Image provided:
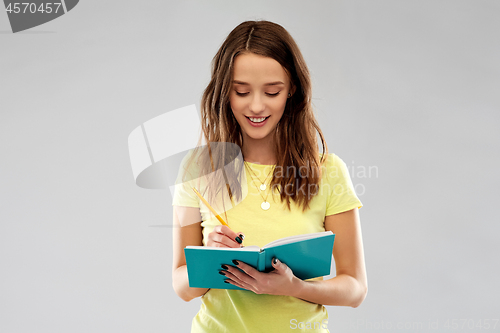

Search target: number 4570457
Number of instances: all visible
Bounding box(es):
[5,2,62,14]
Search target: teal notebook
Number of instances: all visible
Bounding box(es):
[184,231,335,290]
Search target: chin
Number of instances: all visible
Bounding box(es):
[243,130,273,141]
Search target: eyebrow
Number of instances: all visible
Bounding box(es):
[232,80,285,86]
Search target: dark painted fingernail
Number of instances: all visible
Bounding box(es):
[235,236,242,244]
[224,279,230,283]
[219,270,226,276]
[221,264,228,270]
[232,260,239,265]
[273,258,278,264]
[239,234,245,240]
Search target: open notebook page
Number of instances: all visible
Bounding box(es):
[262,231,333,249]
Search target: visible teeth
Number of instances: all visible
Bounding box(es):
[249,117,267,123]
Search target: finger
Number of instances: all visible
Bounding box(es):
[230,260,260,279]
[213,226,245,247]
[223,264,249,282]
[207,238,234,248]
[207,228,242,248]
[271,257,288,273]
[223,270,256,292]
[224,277,252,291]
[208,232,241,248]
[223,264,258,287]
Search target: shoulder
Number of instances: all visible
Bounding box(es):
[320,152,348,171]
[176,148,202,182]
[319,153,351,182]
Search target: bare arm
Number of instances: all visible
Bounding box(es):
[172,206,209,302]
[291,208,367,307]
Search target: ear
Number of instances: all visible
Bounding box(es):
[289,85,296,97]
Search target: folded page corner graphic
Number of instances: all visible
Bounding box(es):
[128,104,200,189]
[65,0,79,12]
[4,0,80,33]
[128,104,250,223]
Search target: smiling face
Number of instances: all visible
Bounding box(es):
[229,52,295,146]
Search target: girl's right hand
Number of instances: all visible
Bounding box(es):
[206,225,245,248]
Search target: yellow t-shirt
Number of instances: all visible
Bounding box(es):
[173,153,362,333]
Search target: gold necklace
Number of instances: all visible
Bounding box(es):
[244,162,275,211]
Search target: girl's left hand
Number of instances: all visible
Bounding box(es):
[221,258,300,296]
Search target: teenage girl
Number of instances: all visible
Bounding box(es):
[172,20,367,333]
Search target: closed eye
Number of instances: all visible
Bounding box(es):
[234,92,281,97]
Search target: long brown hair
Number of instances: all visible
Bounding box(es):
[195,20,327,212]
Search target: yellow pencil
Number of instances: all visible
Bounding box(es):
[192,187,230,228]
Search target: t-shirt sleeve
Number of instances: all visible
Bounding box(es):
[171,154,200,208]
[324,153,363,216]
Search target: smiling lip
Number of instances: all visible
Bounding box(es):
[245,116,270,127]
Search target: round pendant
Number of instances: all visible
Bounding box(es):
[261,201,270,210]
[259,184,266,191]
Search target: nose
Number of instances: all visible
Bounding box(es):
[249,93,265,114]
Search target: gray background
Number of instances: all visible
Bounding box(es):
[1,0,499,332]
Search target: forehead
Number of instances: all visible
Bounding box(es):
[232,53,288,84]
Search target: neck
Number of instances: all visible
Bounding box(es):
[241,135,276,165]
